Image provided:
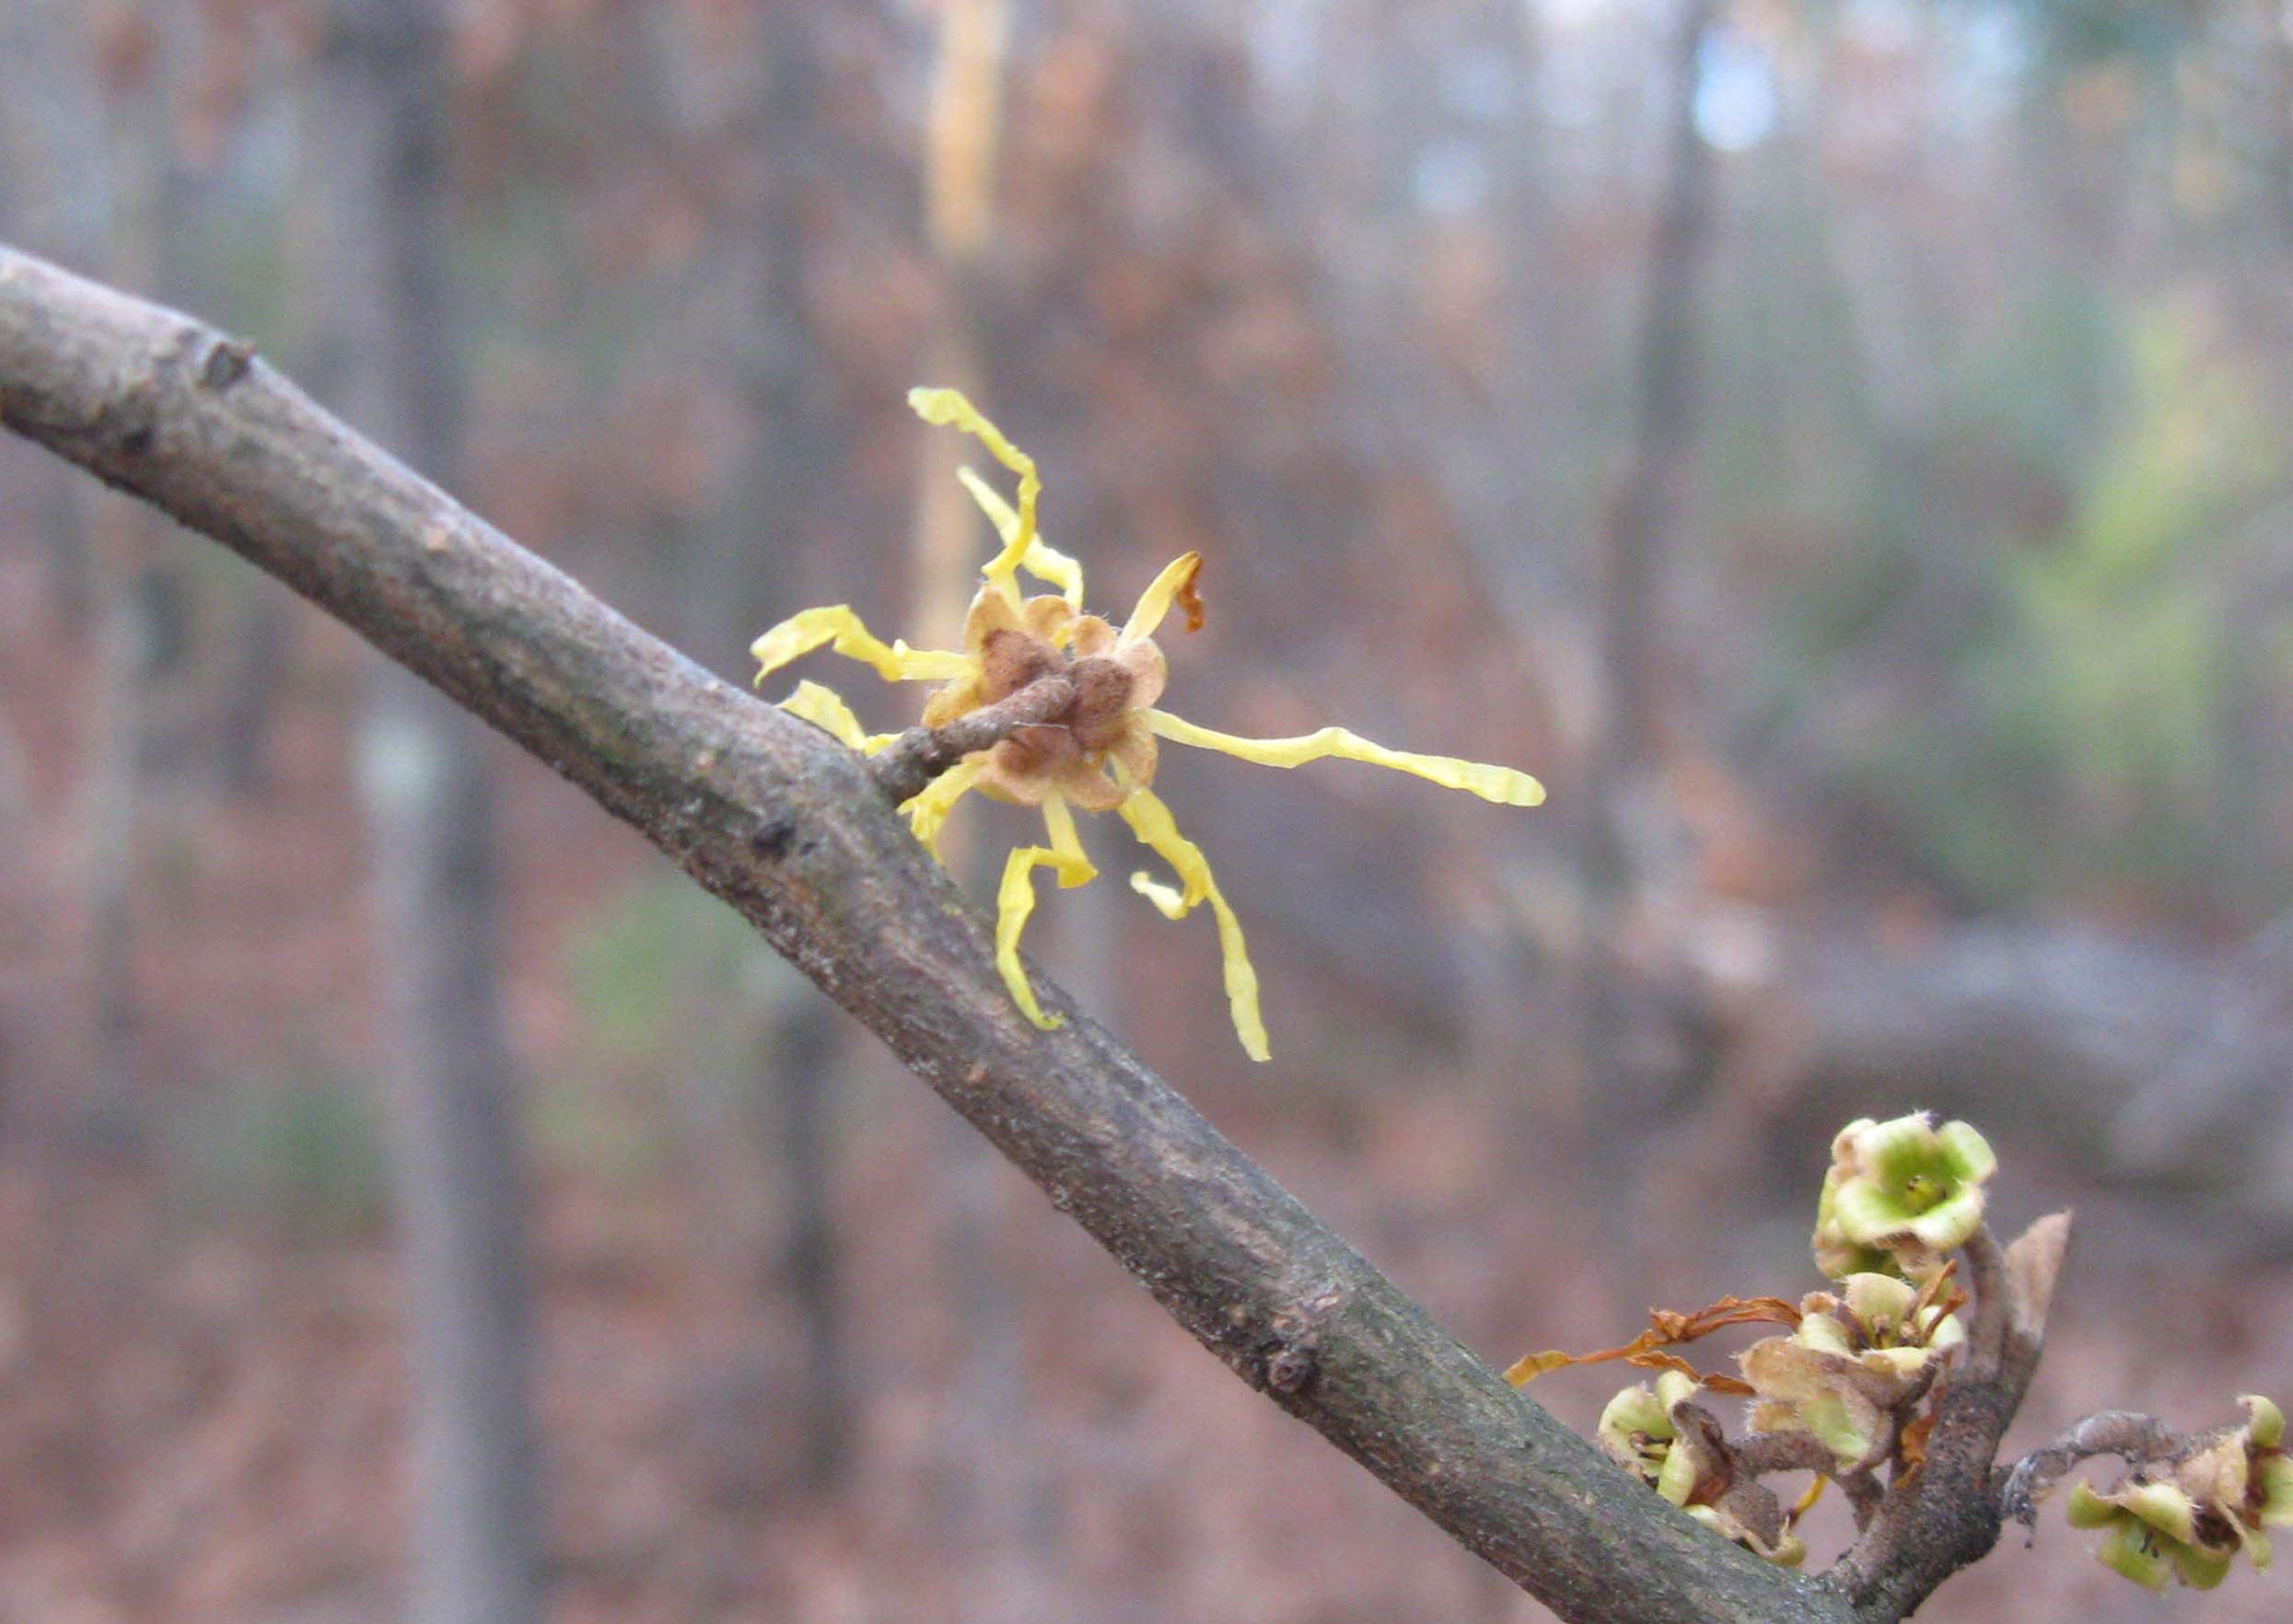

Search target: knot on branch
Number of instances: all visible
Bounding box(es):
[1254,1287,1345,1399]
[1265,1340,1319,1396]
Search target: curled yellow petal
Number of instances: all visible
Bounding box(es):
[1038,793,1097,888]
[751,604,972,685]
[777,679,870,749]
[993,797,1095,1032]
[1114,784,1268,1062]
[909,388,1040,605]
[1131,872,1187,920]
[957,467,1085,608]
[1121,551,1204,644]
[1144,709,1545,807]
[902,757,985,863]
[995,847,1064,1030]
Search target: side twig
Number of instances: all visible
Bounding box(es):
[867,674,1072,805]
[1997,1411,2184,1540]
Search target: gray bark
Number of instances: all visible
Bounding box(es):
[77,6,174,1145]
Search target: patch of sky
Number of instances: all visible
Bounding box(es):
[1694,23,1779,152]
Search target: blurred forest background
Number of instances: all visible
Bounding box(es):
[1,0,2290,1620]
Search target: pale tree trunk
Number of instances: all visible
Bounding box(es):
[77,2,176,1145]
[911,5,1063,1610]
[303,4,543,1621]
[0,0,108,631]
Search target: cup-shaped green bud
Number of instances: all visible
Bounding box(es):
[1811,1169,1899,1279]
[1815,1113,1996,1277]
[2235,1395,2293,1538]
[1739,1280,1961,1472]
[1596,1370,1701,1488]
[2066,1400,2293,1592]
[1597,1383,1676,1479]
[1837,1271,1966,1369]
[1593,1375,1800,1565]
[2260,1454,2293,1530]
[1740,1338,1892,1470]
[2068,1479,2229,1590]
[2242,1394,2286,1454]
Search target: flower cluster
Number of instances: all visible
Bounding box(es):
[2067,1397,2293,1591]
[753,388,1544,1059]
[1562,1112,1990,1566]
[1543,1113,2284,1602]
[1596,1372,1807,1565]
[1739,1273,1963,1472]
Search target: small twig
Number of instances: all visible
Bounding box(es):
[1735,1432,1840,1479]
[1961,1224,2008,1375]
[1838,1469,1885,1532]
[866,674,1073,806]
[1996,1411,2184,1540]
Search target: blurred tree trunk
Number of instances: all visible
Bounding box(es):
[76,3,176,1145]
[648,0,857,1491]
[717,0,832,660]
[214,586,290,795]
[913,3,1062,1609]
[750,985,848,1488]
[1574,0,1719,1293]
[305,4,544,1622]
[742,5,854,1494]
[0,0,109,630]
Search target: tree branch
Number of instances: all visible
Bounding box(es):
[0,242,1845,1624]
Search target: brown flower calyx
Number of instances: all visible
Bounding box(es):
[925,588,1167,812]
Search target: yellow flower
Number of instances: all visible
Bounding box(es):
[752,387,1545,1060]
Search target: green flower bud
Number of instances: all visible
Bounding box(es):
[1813,1114,1996,1278]
[2067,1395,2293,1590]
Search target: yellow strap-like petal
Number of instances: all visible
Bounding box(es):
[1121,551,1203,644]
[751,604,972,685]
[1038,793,1098,889]
[902,756,986,864]
[1114,784,1268,1062]
[909,388,1040,606]
[1143,709,1545,807]
[777,679,870,749]
[993,797,1096,1032]
[995,846,1064,1030]
[957,467,1085,608]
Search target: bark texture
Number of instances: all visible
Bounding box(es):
[2,240,1868,1624]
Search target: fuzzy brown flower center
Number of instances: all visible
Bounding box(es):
[972,627,1144,795]
[980,627,1062,702]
